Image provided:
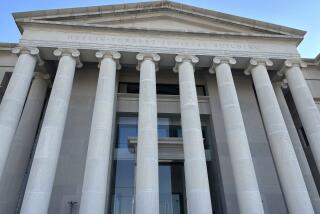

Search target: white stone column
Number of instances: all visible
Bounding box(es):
[210,57,264,214]
[0,46,42,181]
[274,83,320,213]
[135,53,160,214]
[79,51,121,214]
[20,49,82,214]
[280,59,320,172]
[246,58,314,214]
[174,55,212,214]
[0,72,49,213]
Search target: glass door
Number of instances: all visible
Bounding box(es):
[159,162,187,214]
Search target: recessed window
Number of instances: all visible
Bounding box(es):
[110,116,211,214]
[0,72,12,103]
[298,127,310,147]
[118,82,206,96]
[115,116,209,148]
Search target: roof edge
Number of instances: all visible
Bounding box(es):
[12,0,306,37]
[0,43,18,52]
[303,53,320,65]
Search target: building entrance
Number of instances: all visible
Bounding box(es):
[159,162,187,214]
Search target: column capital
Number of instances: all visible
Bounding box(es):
[244,58,273,75]
[53,48,83,68]
[281,79,289,89]
[12,46,44,66]
[33,72,52,88]
[173,55,199,73]
[33,72,51,80]
[96,50,121,70]
[136,53,160,71]
[277,58,307,76]
[209,56,236,74]
[272,79,289,89]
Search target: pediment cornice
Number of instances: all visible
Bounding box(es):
[13,0,305,43]
[18,20,303,42]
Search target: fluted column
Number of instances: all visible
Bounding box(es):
[0,72,49,213]
[174,55,212,214]
[279,59,320,172]
[210,57,264,214]
[0,46,42,181]
[20,49,82,214]
[135,53,160,214]
[79,51,121,214]
[246,58,314,213]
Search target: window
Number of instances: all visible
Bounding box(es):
[298,127,310,147]
[0,72,12,103]
[159,162,187,214]
[116,117,138,148]
[110,116,217,214]
[118,82,206,96]
[157,84,180,95]
[115,116,208,148]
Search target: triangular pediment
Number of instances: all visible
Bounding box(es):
[86,15,241,34]
[60,11,279,35]
[13,1,305,39]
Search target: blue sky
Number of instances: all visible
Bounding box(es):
[1,0,319,58]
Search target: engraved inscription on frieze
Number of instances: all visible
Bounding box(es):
[66,33,261,51]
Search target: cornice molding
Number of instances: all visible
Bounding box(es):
[13,1,305,39]
[17,20,303,41]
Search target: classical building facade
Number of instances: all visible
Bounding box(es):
[0,1,320,213]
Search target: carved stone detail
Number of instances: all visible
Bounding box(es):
[244,58,273,75]
[12,46,44,66]
[277,58,307,76]
[209,56,236,74]
[33,72,51,80]
[53,48,83,68]
[136,53,160,71]
[173,55,199,73]
[95,50,121,70]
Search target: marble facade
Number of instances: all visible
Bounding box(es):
[0,1,320,213]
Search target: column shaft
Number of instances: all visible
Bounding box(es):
[79,52,119,214]
[251,63,313,213]
[20,51,78,214]
[214,61,264,214]
[285,66,320,171]
[274,84,320,213]
[176,56,212,214]
[0,49,38,180]
[0,73,49,213]
[135,55,159,214]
